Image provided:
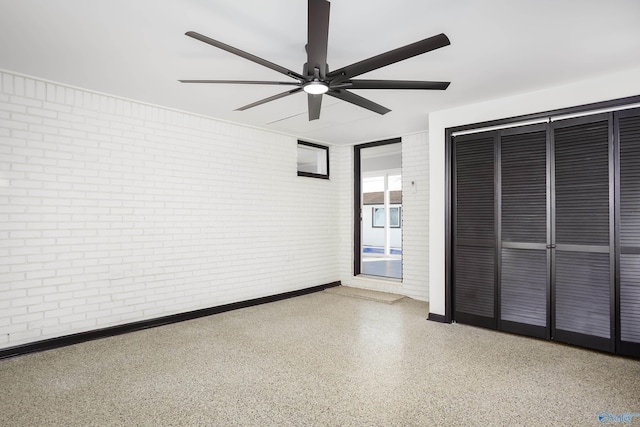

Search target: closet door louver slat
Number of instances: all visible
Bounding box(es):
[499,129,548,337]
[553,118,613,352]
[618,111,640,356]
[454,134,496,328]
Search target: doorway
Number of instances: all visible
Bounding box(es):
[354,139,402,279]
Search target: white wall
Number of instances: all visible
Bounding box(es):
[338,133,430,301]
[335,145,355,285]
[400,132,430,300]
[428,65,640,316]
[0,70,339,349]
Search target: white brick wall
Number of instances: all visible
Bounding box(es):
[337,134,430,301]
[335,145,355,282]
[0,71,339,349]
[400,133,429,300]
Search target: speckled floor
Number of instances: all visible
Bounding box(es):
[1,290,639,426]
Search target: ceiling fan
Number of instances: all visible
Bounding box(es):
[180,0,451,121]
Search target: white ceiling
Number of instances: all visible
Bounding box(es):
[1,0,639,145]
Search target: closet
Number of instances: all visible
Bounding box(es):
[451,107,640,358]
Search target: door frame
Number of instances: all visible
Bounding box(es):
[353,138,401,276]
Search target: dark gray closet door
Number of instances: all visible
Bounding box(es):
[552,115,614,352]
[617,108,640,358]
[453,133,496,328]
[499,126,548,338]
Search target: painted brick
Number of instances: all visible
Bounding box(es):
[8,329,42,343]
[0,102,27,113]
[1,69,340,349]
[27,317,59,329]
[40,324,71,336]
[13,312,44,324]
[0,118,28,131]
[9,96,42,108]
[11,295,44,307]
[58,313,87,325]
[43,307,74,319]
[11,113,43,125]
[0,289,28,301]
[35,81,46,100]
[25,79,36,99]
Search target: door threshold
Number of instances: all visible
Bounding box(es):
[355,274,402,284]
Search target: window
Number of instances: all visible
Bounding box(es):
[297,141,329,179]
[372,207,401,228]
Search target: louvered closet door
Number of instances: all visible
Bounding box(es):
[552,115,614,352]
[617,108,640,358]
[453,133,496,329]
[499,125,549,338]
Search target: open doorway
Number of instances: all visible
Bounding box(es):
[354,139,402,279]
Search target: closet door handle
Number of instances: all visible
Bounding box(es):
[546,244,556,249]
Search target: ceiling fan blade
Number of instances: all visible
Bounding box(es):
[186,31,305,81]
[307,0,330,79]
[326,90,391,115]
[308,93,323,121]
[235,87,303,111]
[327,33,450,82]
[339,79,450,90]
[179,80,300,86]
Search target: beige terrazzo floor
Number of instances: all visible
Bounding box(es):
[0,289,639,426]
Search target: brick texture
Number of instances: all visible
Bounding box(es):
[0,71,339,348]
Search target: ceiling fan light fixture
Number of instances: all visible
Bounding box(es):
[303,81,329,95]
